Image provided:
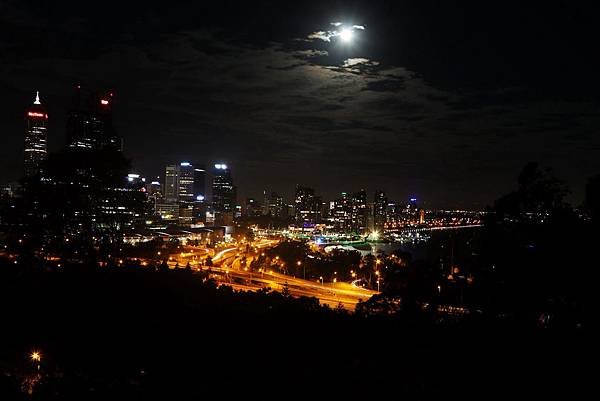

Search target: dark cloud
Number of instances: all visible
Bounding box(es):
[1,0,600,207]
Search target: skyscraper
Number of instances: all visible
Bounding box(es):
[177,162,195,203]
[331,192,351,231]
[66,86,121,151]
[164,165,179,203]
[24,91,48,177]
[350,189,367,233]
[268,192,284,218]
[177,162,196,224]
[193,166,206,202]
[374,190,387,232]
[212,163,235,225]
[294,185,320,226]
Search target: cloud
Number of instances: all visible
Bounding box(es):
[307,31,332,42]
[306,22,366,43]
[343,58,375,67]
[2,2,599,206]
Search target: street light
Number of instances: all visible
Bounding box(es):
[30,351,41,362]
[30,351,41,370]
[319,276,323,285]
[297,260,305,280]
[377,279,380,292]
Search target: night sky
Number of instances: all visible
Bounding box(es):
[2,0,600,208]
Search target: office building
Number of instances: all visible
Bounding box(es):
[268,192,285,218]
[66,86,121,151]
[374,190,387,232]
[212,163,235,225]
[164,165,179,203]
[350,189,367,233]
[294,185,321,226]
[24,91,48,177]
[178,162,195,203]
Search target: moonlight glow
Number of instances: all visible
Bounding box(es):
[338,28,353,42]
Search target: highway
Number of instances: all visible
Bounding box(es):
[162,238,377,310]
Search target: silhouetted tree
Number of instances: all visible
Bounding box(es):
[15,148,147,261]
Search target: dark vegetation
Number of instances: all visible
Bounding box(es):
[0,258,591,399]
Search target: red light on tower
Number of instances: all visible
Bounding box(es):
[27,111,47,119]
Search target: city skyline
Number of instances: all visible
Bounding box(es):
[2,2,600,208]
[0,3,594,397]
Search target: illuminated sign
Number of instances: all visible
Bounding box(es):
[214,163,228,170]
[27,112,47,118]
[100,99,109,105]
[180,162,191,167]
[196,195,205,201]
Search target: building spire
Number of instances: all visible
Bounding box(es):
[34,91,41,105]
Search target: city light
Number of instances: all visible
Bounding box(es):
[27,111,47,118]
[30,351,41,362]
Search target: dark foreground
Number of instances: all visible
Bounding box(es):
[0,261,591,400]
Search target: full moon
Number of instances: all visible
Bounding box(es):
[338,28,353,43]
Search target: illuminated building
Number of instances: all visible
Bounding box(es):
[212,163,235,225]
[146,180,161,198]
[178,162,195,203]
[160,163,207,225]
[245,198,262,217]
[155,202,179,221]
[386,201,399,227]
[164,165,179,203]
[374,190,387,232]
[193,166,206,202]
[329,192,351,231]
[24,91,48,177]
[66,86,122,151]
[350,189,367,233]
[294,185,321,227]
[262,190,269,216]
[192,166,207,223]
[268,192,284,218]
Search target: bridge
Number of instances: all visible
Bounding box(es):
[386,224,483,234]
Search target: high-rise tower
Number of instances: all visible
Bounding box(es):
[24,91,48,177]
[212,163,235,225]
[66,86,122,151]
